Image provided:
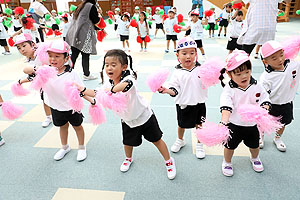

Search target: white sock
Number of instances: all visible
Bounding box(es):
[62,144,69,150]
[78,145,85,150]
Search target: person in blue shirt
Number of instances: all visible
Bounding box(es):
[192,0,204,18]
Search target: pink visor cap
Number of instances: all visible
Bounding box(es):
[261,40,283,59]
[47,41,70,54]
[176,36,197,51]
[226,50,250,71]
[14,34,33,46]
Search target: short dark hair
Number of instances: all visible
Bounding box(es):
[237,10,243,16]
[62,16,68,22]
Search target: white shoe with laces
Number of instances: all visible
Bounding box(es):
[195,143,205,159]
[83,74,98,81]
[3,51,11,55]
[42,116,52,128]
[166,157,176,180]
[77,149,87,161]
[54,146,71,161]
[170,138,186,153]
[120,158,133,172]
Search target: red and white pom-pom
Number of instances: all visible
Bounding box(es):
[97,30,107,42]
[25,17,35,29]
[11,83,30,96]
[198,58,226,88]
[282,36,300,60]
[173,24,182,33]
[162,14,169,20]
[130,19,138,27]
[196,121,231,146]
[144,35,151,43]
[8,37,15,47]
[237,104,283,136]
[177,14,183,23]
[34,42,51,65]
[64,82,84,112]
[204,10,213,17]
[54,30,62,36]
[97,17,106,29]
[136,36,143,43]
[89,104,106,125]
[96,90,127,113]
[1,102,24,120]
[108,11,115,19]
[14,7,25,15]
[31,65,57,90]
[46,29,53,36]
[232,3,243,10]
[147,68,170,92]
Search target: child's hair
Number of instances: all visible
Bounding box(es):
[100,49,137,84]
[226,3,232,8]
[62,16,68,22]
[121,14,129,20]
[237,10,243,16]
[21,16,33,26]
[219,60,252,87]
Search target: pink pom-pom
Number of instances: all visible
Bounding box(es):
[196,121,231,146]
[282,36,300,60]
[198,58,226,88]
[31,65,57,90]
[11,83,30,96]
[177,14,183,23]
[1,102,24,120]
[237,104,283,136]
[89,104,106,125]
[96,90,127,113]
[64,82,84,112]
[35,42,51,65]
[147,68,170,92]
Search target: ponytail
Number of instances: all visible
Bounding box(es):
[219,68,226,87]
[127,54,137,80]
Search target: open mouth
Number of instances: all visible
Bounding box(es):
[107,72,114,76]
[241,80,248,84]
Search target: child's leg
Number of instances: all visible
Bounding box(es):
[43,103,51,116]
[155,29,158,36]
[249,147,259,159]
[162,29,165,34]
[209,30,211,36]
[224,27,227,35]
[228,50,233,54]
[140,42,143,49]
[59,123,69,145]
[73,125,85,146]
[178,126,185,139]
[256,45,261,54]
[126,40,130,49]
[152,139,170,161]
[199,47,205,55]
[219,26,223,35]
[224,148,234,163]
[173,40,176,50]
[122,41,125,49]
[275,126,285,138]
[4,46,10,52]
[166,40,170,50]
[124,145,133,158]
[144,41,147,49]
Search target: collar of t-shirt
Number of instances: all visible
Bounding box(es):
[175,61,201,70]
[229,76,257,89]
[265,59,290,73]
[57,65,72,76]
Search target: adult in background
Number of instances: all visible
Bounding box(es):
[233,0,291,55]
[192,0,204,19]
[66,0,102,80]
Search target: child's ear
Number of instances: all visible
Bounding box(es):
[122,64,128,71]
[262,59,268,67]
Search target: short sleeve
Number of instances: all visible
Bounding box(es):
[73,72,84,87]
[121,75,136,93]
[257,83,271,107]
[259,73,272,94]
[167,71,180,97]
[40,5,49,15]
[220,85,234,112]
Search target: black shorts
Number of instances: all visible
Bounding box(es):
[225,123,260,150]
[0,39,7,47]
[208,23,215,30]
[140,37,145,41]
[51,108,84,127]
[14,26,22,32]
[120,35,129,41]
[52,24,59,31]
[114,24,118,31]
[156,23,164,29]
[195,39,203,48]
[269,102,293,125]
[166,35,177,41]
[176,103,206,129]
[122,114,163,147]
[219,19,229,27]
[227,37,242,51]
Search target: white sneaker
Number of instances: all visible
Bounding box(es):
[3,51,11,55]
[42,116,52,128]
[144,48,147,52]
[140,48,143,52]
[166,157,176,180]
[54,146,71,161]
[83,74,98,81]
[202,55,207,61]
[171,138,186,153]
[0,138,5,146]
[195,143,205,159]
[250,157,264,172]
[77,149,87,161]
[222,161,233,177]
[120,158,133,172]
[273,137,286,152]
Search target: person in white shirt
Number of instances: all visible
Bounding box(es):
[12,13,22,32]
[206,7,216,38]
[137,12,150,52]
[218,3,232,37]
[145,7,152,29]
[22,41,87,162]
[61,16,70,41]
[114,8,121,32]
[152,7,165,37]
[226,10,243,54]
[76,49,177,180]
[219,50,270,177]
[158,37,208,160]
[163,9,178,53]
[0,14,11,55]
[260,41,300,152]
[111,12,130,51]
[133,6,140,21]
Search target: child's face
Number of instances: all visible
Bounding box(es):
[155,10,159,14]
[48,51,67,69]
[191,15,198,21]
[105,56,127,81]
[264,50,285,70]
[226,7,231,12]
[115,11,120,15]
[176,48,197,69]
[16,42,35,58]
[228,69,251,89]
[174,8,177,13]
[135,9,140,14]
[122,16,129,21]
[236,15,243,21]
[168,12,175,18]
[139,13,145,21]
[146,9,150,13]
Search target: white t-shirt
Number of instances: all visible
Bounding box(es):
[30,2,49,17]
[190,20,204,40]
[114,14,120,25]
[101,71,153,128]
[62,22,70,37]
[220,78,271,126]
[22,23,40,43]
[167,63,208,107]
[153,14,163,24]
[137,21,148,37]
[43,67,84,111]
[12,17,22,28]
[207,12,216,23]
[116,18,130,36]
[164,17,178,35]
[230,20,243,38]
[260,60,300,105]
[221,9,230,20]
[133,13,140,21]
[0,17,9,39]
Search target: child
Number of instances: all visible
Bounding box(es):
[0,94,5,146]
[180,9,208,60]
[76,49,176,180]
[137,12,149,52]
[23,41,87,161]
[133,6,140,21]
[226,10,243,54]
[218,3,232,37]
[172,7,178,16]
[184,11,192,37]
[12,13,23,32]
[152,7,165,38]
[158,37,208,159]
[206,7,216,38]
[114,8,121,32]
[219,50,271,176]
[112,12,130,51]
[145,7,152,29]
[0,13,11,55]
[259,40,300,151]
[163,9,178,53]
[61,16,70,41]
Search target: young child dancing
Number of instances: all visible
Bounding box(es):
[137,12,150,52]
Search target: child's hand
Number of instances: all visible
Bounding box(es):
[158,86,168,94]
[72,83,85,92]
[261,105,270,111]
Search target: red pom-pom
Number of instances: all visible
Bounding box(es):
[130,19,138,27]
[46,29,53,36]
[25,18,35,29]
[162,14,169,20]
[14,7,24,15]
[54,30,62,36]
[137,36,143,43]
[8,37,15,47]
[96,17,106,29]
[173,24,182,33]
[97,30,107,42]
[108,11,115,19]
[177,14,183,23]
[144,35,151,43]
[204,10,214,17]
[232,3,243,10]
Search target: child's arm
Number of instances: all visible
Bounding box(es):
[136,23,141,36]
[180,26,190,32]
[10,29,22,38]
[158,86,177,96]
[0,94,3,103]
[146,22,149,36]
[201,18,208,25]
[221,110,231,124]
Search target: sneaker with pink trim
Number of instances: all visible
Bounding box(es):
[250,157,264,172]
[120,158,133,172]
[166,157,176,180]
